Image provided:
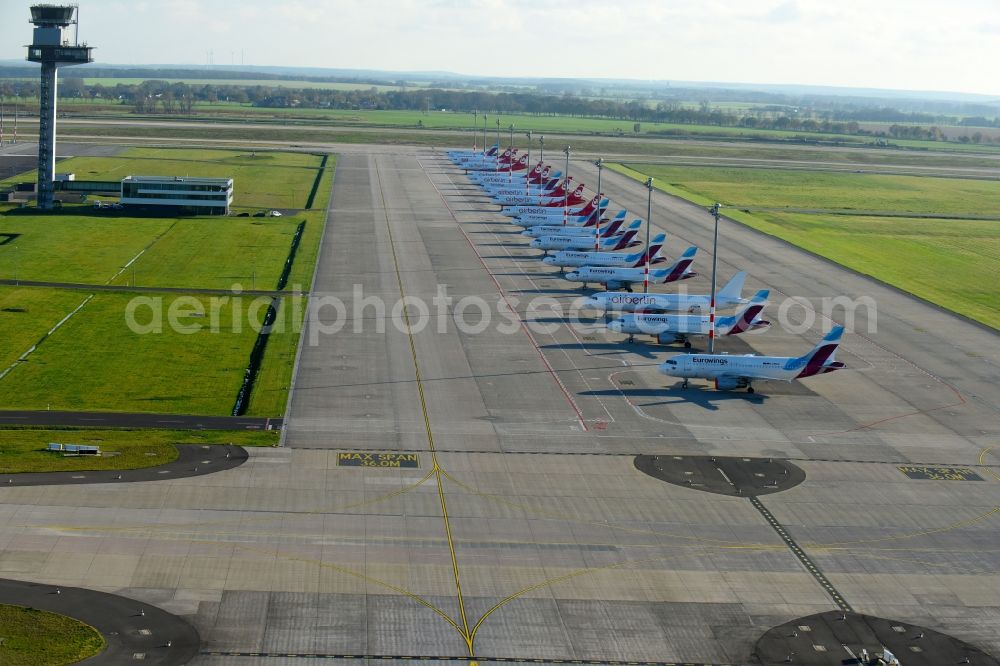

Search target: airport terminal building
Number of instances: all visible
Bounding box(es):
[120,175,234,214]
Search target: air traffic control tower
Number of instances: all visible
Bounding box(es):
[26,4,93,209]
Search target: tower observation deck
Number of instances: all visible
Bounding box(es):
[26,4,94,210]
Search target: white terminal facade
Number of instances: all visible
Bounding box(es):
[120,176,234,214]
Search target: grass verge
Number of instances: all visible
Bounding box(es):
[611,163,1000,330]
[0,428,277,474]
[615,163,1000,217]
[0,604,104,666]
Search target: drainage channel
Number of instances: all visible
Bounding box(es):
[748,495,853,613]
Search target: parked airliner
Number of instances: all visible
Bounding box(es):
[582,272,749,314]
[658,325,846,393]
[608,290,770,346]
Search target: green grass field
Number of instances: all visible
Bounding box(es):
[0,605,104,666]
[0,292,263,413]
[0,147,329,416]
[0,288,93,371]
[0,428,277,473]
[618,164,1000,216]
[612,163,1000,329]
[0,214,308,289]
[112,217,306,290]
[0,216,173,284]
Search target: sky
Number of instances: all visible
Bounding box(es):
[2,0,999,97]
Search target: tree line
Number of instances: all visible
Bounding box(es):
[1,77,998,144]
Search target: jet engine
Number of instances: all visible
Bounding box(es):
[714,377,747,390]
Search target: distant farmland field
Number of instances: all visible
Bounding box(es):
[81,77,410,91]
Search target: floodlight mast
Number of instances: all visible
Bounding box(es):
[708,202,721,352]
[508,123,514,182]
[562,145,571,225]
[538,135,544,202]
[644,177,653,293]
[495,117,501,172]
[26,4,94,210]
[594,158,603,251]
[525,130,532,195]
[482,113,488,157]
[472,110,477,152]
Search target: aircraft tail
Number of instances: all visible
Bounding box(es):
[721,290,770,335]
[599,214,627,236]
[605,227,638,250]
[576,194,602,217]
[628,232,666,267]
[509,154,529,171]
[718,271,748,302]
[565,183,587,205]
[527,163,545,183]
[786,326,846,377]
[663,246,698,283]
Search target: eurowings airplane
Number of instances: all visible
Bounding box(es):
[658,325,846,393]
[564,247,698,290]
[542,233,666,269]
[608,290,770,346]
[582,272,749,314]
[530,222,641,253]
[520,211,627,238]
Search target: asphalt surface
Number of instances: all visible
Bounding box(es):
[1,145,998,666]
[2,444,247,486]
[0,410,281,430]
[0,578,200,665]
[633,454,806,497]
[755,610,1000,665]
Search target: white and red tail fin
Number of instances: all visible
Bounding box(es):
[575,194,602,217]
[721,290,770,335]
[565,183,587,205]
[527,163,545,183]
[509,154,530,171]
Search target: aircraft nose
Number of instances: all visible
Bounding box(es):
[542,257,555,266]
[608,320,623,333]
[566,272,579,281]
[529,240,541,248]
